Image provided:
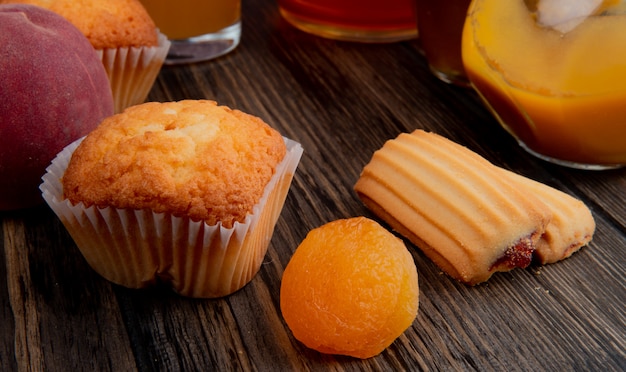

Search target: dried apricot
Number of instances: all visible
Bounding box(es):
[280,217,419,359]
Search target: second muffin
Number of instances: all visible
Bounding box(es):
[41,100,303,298]
[2,0,171,113]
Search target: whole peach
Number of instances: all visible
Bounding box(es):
[0,4,113,210]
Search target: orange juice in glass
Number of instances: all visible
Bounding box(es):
[140,0,241,64]
[278,0,417,42]
[462,0,626,169]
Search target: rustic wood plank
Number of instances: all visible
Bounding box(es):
[0,219,17,372]
[1,208,136,371]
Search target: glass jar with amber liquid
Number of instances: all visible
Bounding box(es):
[462,0,626,169]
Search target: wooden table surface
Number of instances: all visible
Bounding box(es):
[2,0,625,370]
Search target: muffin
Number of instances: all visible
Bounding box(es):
[40,100,303,298]
[1,0,171,113]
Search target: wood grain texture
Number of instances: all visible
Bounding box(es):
[1,0,625,370]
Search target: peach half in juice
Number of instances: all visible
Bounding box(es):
[462,0,626,169]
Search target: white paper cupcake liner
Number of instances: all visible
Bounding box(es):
[97,31,171,114]
[40,136,303,298]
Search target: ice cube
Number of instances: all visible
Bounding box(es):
[536,0,602,32]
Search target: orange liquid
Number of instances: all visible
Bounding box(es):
[462,0,626,167]
[278,0,417,42]
[416,0,471,85]
[140,0,240,40]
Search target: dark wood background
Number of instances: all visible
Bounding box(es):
[2,0,625,370]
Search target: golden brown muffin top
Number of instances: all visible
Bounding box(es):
[63,100,287,228]
[2,0,158,48]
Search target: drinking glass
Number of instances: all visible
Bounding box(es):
[416,0,471,86]
[278,0,417,43]
[140,0,241,64]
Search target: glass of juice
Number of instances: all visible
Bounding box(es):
[278,0,417,43]
[140,0,241,64]
[416,0,472,86]
[462,0,626,169]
